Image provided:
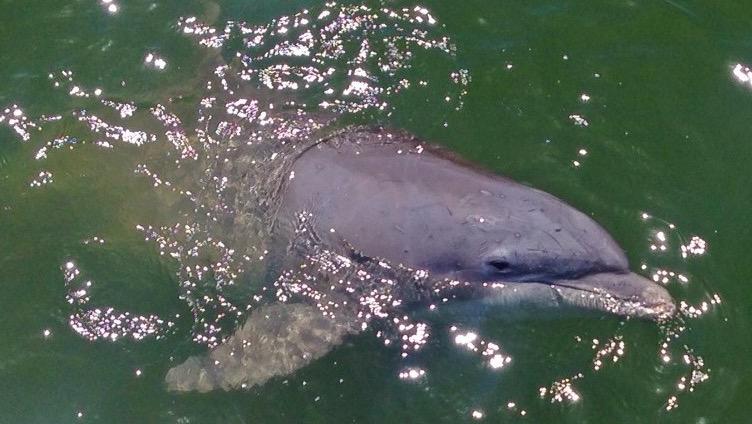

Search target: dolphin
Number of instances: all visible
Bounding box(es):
[165,126,675,392]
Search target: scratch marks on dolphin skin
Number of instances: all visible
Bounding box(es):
[542,229,564,249]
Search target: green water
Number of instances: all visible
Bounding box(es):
[1,0,750,422]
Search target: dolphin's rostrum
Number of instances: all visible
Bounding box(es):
[165,127,675,392]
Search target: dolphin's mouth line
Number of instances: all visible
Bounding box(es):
[548,280,629,301]
[511,279,634,306]
[547,278,675,321]
[450,271,654,303]
[469,272,676,321]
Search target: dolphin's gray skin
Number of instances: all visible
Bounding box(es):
[165,127,675,392]
[277,128,674,317]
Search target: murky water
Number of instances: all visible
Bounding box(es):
[1,0,750,422]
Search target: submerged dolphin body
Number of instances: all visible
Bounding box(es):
[166,127,675,392]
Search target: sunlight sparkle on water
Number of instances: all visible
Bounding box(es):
[681,236,707,257]
[450,327,511,369]
[144,53,168,70]
[592,336,625,371]
[99,0,119,14]
[179,4,469,114]
[732,63,752,86]
[102,100,137,118]
[569,114,589,127]
[664,347,710,411]
[60,260,173,341]
[29,171,53,188]
[398,367,426,381]
[540,375,583,404]
[0,105,37,141]
[11,1,720,416]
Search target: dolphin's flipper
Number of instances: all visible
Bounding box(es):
[166,302,358,392]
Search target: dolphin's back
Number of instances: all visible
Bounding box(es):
[278,127,627,276]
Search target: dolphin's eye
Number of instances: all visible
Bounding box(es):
[487,259,511,272]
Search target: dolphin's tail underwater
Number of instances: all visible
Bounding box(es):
[166,303,358,392]
[165,272,675,392]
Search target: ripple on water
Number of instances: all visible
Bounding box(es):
[1,0,723,419]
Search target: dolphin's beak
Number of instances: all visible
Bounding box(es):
[462,272,675,322]
[552,272,676,321]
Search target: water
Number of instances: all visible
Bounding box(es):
[1,0,749,422]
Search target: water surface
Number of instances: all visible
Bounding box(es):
[1,0,750,422]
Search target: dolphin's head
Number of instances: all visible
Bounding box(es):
[280,128,675,321]
[430,183,675,321]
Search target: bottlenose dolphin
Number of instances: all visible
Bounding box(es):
[165,126,675,392]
